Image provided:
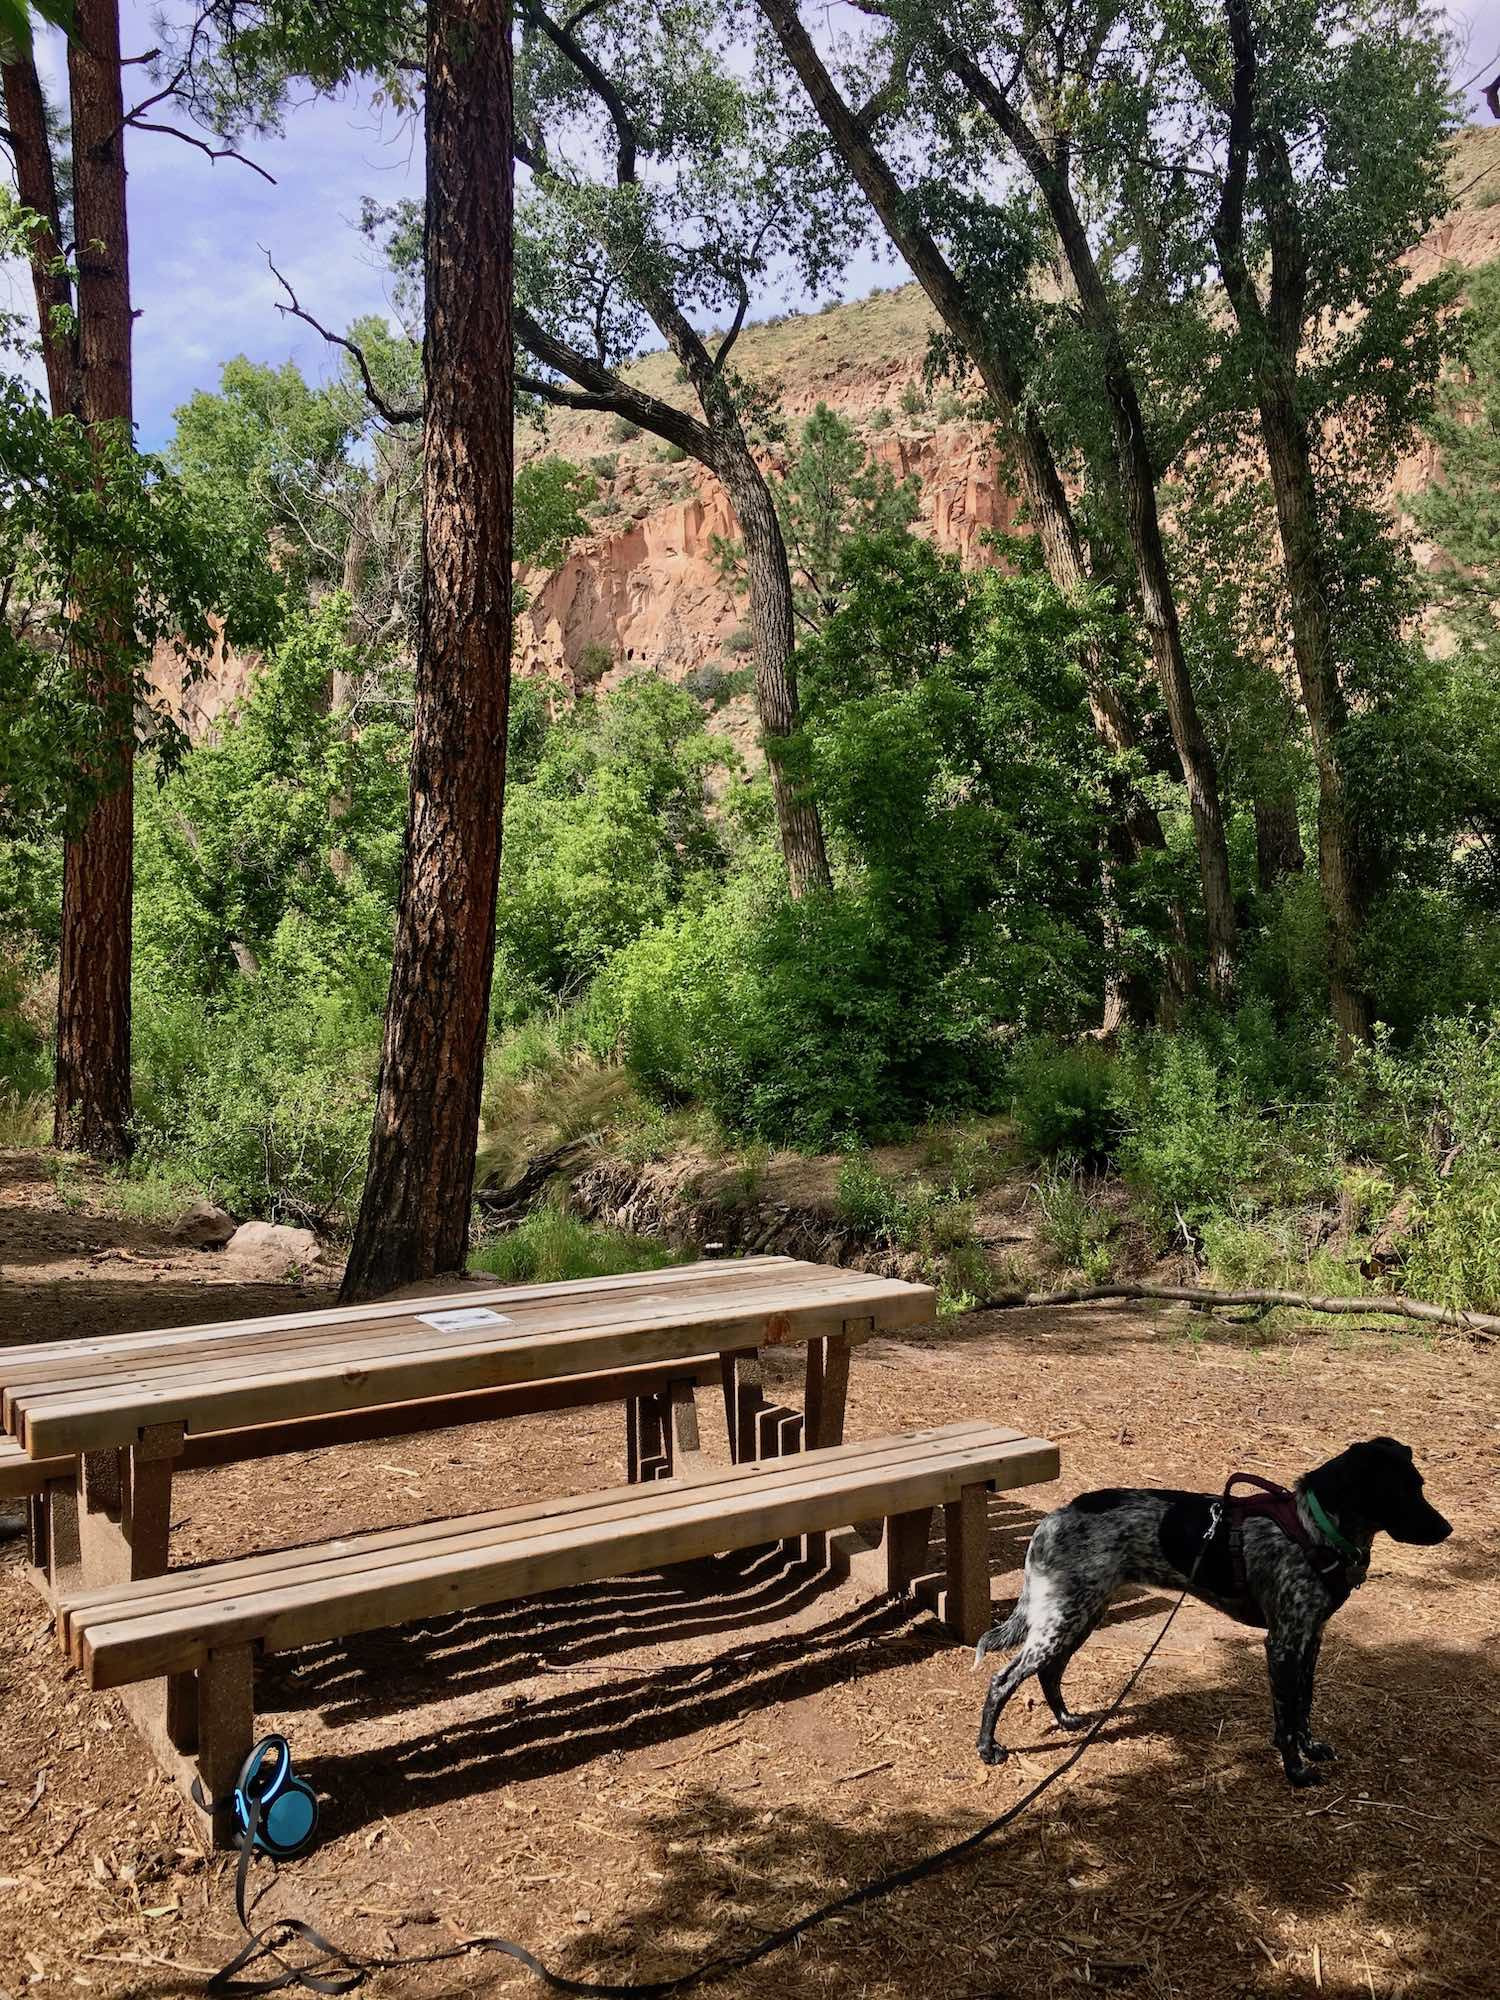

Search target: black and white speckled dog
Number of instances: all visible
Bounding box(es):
[974,1438,1451,1787]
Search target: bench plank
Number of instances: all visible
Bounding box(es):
[65,1426,1058,1687]
[60,1422,1005,1625]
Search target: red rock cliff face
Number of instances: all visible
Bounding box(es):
[160,128,1500,736]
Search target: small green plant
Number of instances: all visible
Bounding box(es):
[898,380,927,417]
[1031,1160,1113,1281]
[576,639,614,683]
[722,625,754,656]
[0,1088,49,1147]
[610,417,641,443]
[657,442,688,463]
[868,406,893,431]
[471,1199,691,1285]
[588,454,618,481]
[934,390,967,424]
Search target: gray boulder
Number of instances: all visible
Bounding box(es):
[223,1220,325,1279]
[168,1198,236,1250]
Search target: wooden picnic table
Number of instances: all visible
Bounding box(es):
[1,1255,936,1599]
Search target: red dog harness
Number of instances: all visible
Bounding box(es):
[1219,1473,1363,1609]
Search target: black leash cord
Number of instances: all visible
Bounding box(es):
[207,1522,1216,1998]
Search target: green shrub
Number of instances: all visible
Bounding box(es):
[1010,1040,1121,1163]
[868,407,893,431]
[0,956,49,1098]
[588,454,618,481]
[576,640,614,683]
[1365,1013,1500,1310]
[131,983,379,1232]
[934,391,967,424]
[722,625,754,656]
[1031,1161,1113,1280]
[898,381,927,417]
[610,417,641,443]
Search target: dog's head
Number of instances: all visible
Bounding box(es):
[1307,1437,1452,1545]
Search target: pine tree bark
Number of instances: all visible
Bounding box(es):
[1,51,77,415]
[1214,0,1373,1048]
[340,0,514,1302]
[756,0,1196,1002]
[54,0,135,1161]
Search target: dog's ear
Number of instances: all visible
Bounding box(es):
[1367,1435,1415,1461]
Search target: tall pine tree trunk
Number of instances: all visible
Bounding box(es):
[341,0,513,1302]
[1,51,77,415]
[718,449,831,897]
[54,0,134,1161]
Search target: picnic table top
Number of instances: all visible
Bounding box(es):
[1,1255,936,1459]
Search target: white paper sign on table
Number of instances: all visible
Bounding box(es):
[416,1307,514,1332]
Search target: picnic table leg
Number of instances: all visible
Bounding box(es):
[719,1349,763,1464]
[886,1506,933,1597]
[943,1483,993,1647]
[188,1646,255,1851]
[667,1377,703,1477]
[124,1422,186,1580]
[626,1393,671,1483]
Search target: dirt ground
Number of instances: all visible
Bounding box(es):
[1,1153,1496,2000]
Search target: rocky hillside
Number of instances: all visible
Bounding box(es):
[514,126,1500,715]
[155,128,1500,739]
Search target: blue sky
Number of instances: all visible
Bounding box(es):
[4,0,1499,451]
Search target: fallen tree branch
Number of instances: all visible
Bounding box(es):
[988,1281,1498,1342]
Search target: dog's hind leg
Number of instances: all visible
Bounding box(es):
[976,1579,1105,1763]
[1038,1650,1090,1732]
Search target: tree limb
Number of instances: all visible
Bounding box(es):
[987,1281,1498,1343]
[266,253,422,427]
[515,302,719,459]
[127,118,276,183]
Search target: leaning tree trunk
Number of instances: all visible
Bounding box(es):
[718,449,832,898]
[755,0,1195,1006]
[340,0,513,1302]
[54,0,135,1161]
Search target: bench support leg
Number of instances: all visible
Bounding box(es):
[719,1350,763,1465]
[626,1393,671,1483]
[191,1646,256,1851]
[886,1506,933,1597]
[943,1484,992,1647]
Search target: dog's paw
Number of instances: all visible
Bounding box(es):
[1054,1710,1092,1733]
[1300,1738,1337,1763]
[1283,1760,1325,1788]
[976,1738,1008,1767]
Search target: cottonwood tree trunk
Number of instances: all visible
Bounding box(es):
[1214,0,1373,1049]
[757,0,1196,1006]
[340,0,513,1302]
[1254,792,1305,893]
[54,0,135,1161]
[718,450,831,897]
[921,28,1238,1002]
[1259,392,1370,1044]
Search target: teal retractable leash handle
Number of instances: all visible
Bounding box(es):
[234,1739,319,1860]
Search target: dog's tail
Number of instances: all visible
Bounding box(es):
[972,1582,1029,1668]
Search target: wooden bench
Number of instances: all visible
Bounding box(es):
[58,1420,1058,1844]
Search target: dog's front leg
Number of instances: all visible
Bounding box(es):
[1265,1627,1322,1787]
[1296,1626,1335,1764]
